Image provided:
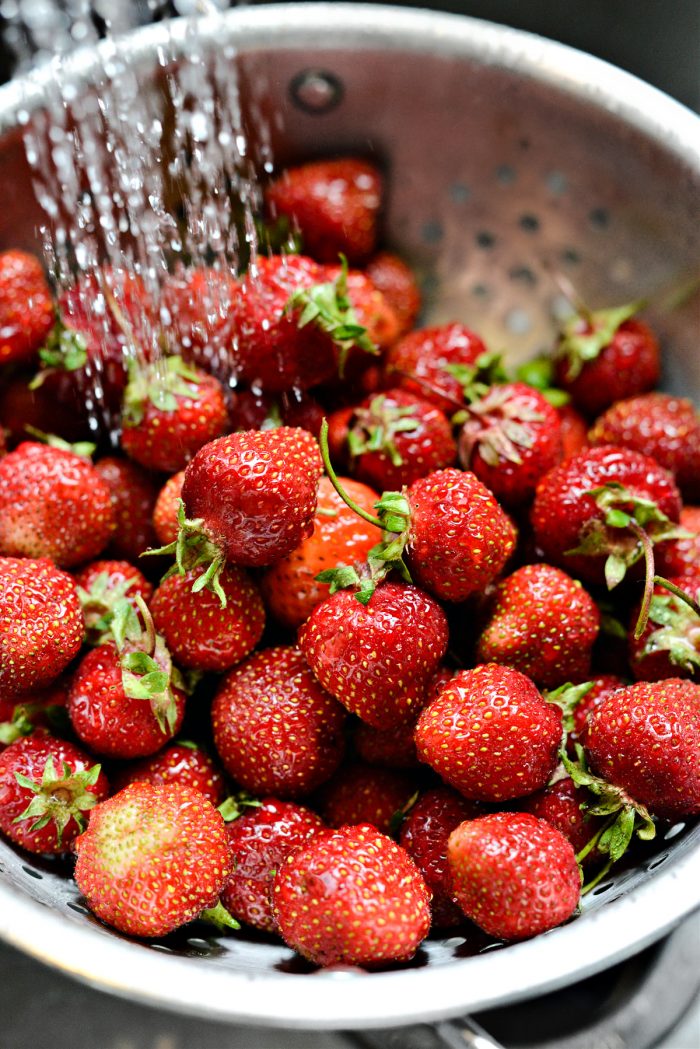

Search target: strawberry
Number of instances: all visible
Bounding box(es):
[0,557,84,696]
[299,581,448,730]
[161,427,323,603]
[476,563,600,689]
[383,323,488,414]
[554,303,659,416]
[589,392,700,501]
[272,823,431,966]
[365,252,421,336]
[569,673,627,749]
[531,446,683,589]
[582,678,700,819]
[414,664,563,801]
[260,475,382,630]
[662,506,700,578]
[315,763,416,835]
[628,574,700,680]
[0,734,108,853]
[457,382,562,505]
[74,782,234,937]
[94,457,158,563]
[228,388,325,438]
[211,646,346,798]
[68,601,185,759]
[447,812,580,940]
[265,158,382,264]
[0,681,69,751]
[150,564,265,672]
[400,786,481,928]
[342,389,456,491]
[160,266,237,374]
[221,797,324,932]
[558,403,589,460]
[0,441,115,567]
[0,250,54,366]
[354,720,419,770]
[120,356,229,473]
[112,741,226,807]
[521,777,604,864]
[74,559,153,646]
[0,373,92,447]
[152,469,185,547]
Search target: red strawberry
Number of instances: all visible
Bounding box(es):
[662,506,700,578]
[0,557,84,696]
[74,559,153,646]
[160,266,237,373]
[165,427,323,602]
[0,734,108,853]
[0,681,69,751]
[457,382,562,505]
[589,392,700,501]
[343,389,456,491]
[448,812,580,940]
[354,720,419,770]
[68,601,185,759]
[629,575,700,681]
[521,777,604,864]
[570,674,627,749]
[211,646,346,798]
[400,787,481,928]
[299,581,448,730]
[265,158,381,264]
[0,373,92,447]
[150,564,265,672]
[272,823,431,966]
[583,678,700,819]
[74,782,233,937]
[221,797,324,932]
[112,741,226,807]
[260,475,382,630]
[228,388,325,438]
[315,763,416,835]
[365,252,421,337]
[94,456,158,563]
[0,250,54,366]
[531,446,683,589]
[415,664,562,801]
[120,357,229,473]
[476,563,600,689]
[558,403,589,460]
[152,469,185,547]
[554,305,659,417]
[0,441,115,567]
[384,323,488,414]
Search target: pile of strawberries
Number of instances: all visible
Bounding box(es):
[0,156,699,970]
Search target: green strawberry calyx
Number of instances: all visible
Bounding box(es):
[544,681,595,740]
[638,581,700,675]
[217,792,263,823]
[142,500,228,609]
[347,395,420,468]
[13,754,103,848]
[0,707,35,747]
[77,571,143,647]
[557,300,643,381]
[515,355,570,407]
[561,744,655,895]
[446,351,509,405]
[22,426,96,460]
[29,314,88,388]
[456,383,545,469]
[199,899,240,932]
[286,254,378,377]
[122,355,203,428]
[113,595,182,736]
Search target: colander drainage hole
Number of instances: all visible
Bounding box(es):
[68,902,89,916]
[289,70,344,115]
[665,822,686,840]
[591,881,614,896]
[476,231,496,249]
[561,248,581,265]
[589,207,610,230]
[21,865,42,880]
[647,855,668,872]
[519,214,540,232]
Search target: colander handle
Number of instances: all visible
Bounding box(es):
[353,1015,505,1049]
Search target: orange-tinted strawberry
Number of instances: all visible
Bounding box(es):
[0,250,54,366]
[152,469,185,547]
[0,557,84,696]
[211,646,346,798]
[0,734,108,854]
[448,812,580,940]
[0,441,115,566]
[628,574,700,681]
[415,663,562,801]
[315,763,416,835]
[74,558,153,646]
[272,823,431,966]
[555,305,659,416]
[299,581,448,730]
[112,741,226,807]
[160,266,237,374]
[150,564,265,672]
[384,323,487,413]
[365,252,421,336]
[74,782,233,937]
[589,392,700,501]
[222,798,324,932]
[265,158,381,264]
[476,563,600,689]
[120,356,228,473]
[260,475,382,630]
[94,456,158,563]
[400,786,481,928]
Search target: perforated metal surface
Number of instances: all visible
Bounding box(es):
[0,4,698,1029]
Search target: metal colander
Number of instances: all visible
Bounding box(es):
[0,3,698,1032]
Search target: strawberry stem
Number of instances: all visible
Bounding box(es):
[580,856,614,897]
[653,577,700,618]
[575,813,616,865]
[630,520,657,639]
[319,419,384,529]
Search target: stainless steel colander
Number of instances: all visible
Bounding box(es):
[0,3,698,1032]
